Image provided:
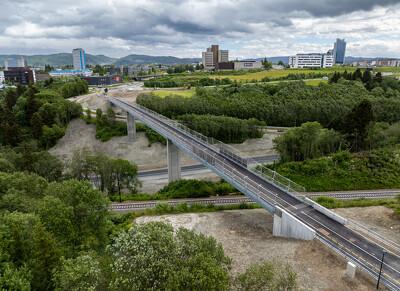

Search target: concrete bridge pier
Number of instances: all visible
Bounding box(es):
[273,206,315,240]
[127,113,136,142]
[167,139,181,182]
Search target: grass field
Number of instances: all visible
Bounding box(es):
[208,67,356,82]
[152,89,195,98]
[304,79,329,86]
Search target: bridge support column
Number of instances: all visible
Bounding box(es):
[167,139,181,182]
[273,206,315,240]
[127,113,136,142]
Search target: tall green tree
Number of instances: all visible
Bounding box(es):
[30,222,61,291]
[5,89,18,110]
[30,112,43,139]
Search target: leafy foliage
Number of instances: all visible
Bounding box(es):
[107,220,232,290]
[271,147,400,191]
[178,113,265,143]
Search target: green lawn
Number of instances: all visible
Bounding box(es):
[152,89,195,98]
[304,79,329,86]
[208,67,355,82]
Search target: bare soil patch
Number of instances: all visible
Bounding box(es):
[136,207,387,290]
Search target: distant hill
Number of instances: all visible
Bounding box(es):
[113,54,201,65]
[241,56,290,64]
[0,53,201,67]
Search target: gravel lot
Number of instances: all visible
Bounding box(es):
[136,207,389,290]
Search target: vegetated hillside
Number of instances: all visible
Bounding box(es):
[271,148,400,192]
[0,53,201,67]
[113,54,201,65]
[0,53,117,67]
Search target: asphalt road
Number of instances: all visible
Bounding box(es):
[110,97,400,290]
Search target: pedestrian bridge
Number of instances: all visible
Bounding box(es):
[109,97,400,291]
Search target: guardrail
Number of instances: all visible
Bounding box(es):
[346,219,400,254]
[132,102,306,196]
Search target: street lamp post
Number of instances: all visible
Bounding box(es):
[376,249,387,290]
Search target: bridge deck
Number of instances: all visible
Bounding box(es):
[110,97,400,290]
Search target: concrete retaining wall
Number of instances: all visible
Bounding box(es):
[305,197,347,225]
[273,206,315,240]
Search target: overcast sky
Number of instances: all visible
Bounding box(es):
[1,0,400,59]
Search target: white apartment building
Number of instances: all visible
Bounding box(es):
[0,71,4,84]
[202,51,214,70]
[218,50,229,63]
[289,53,333,68]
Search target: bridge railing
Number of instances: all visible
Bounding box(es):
[134,102,306,196]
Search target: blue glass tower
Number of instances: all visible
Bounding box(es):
[333,39,346,64]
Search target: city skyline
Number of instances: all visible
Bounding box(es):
[1,1,400,59]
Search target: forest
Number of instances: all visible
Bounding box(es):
[138,76,400,128]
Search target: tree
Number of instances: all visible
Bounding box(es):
[30,112,43,139]
[86,108,92,121]
[234,260,299,290]
[4,122,22,147]
[39,179,110,253]
[44,64,54,73]
[278,60,284,66]
[30,222,61,291]
[362,69,372,84]
[111,158,140,200]
[52,253,101,290]
[107,221,231,290]
[40,104,55,127]
[5,89,18,110]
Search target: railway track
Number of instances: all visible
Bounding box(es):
[111,190,399,212]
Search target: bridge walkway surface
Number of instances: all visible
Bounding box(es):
[109,97,400,290]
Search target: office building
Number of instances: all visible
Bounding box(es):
[4,67,36,85]
[50,48,92,77]
[49,69,93,77]
[289,53,334,68]
[333,39,346,65]
[289,39,344,68]
[4,57,27,70]
[374,58,400,67]
[202,45,229,70]
[72,48,86,71]
[81,75,123,86]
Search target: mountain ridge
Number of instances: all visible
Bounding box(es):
[0,53,201,67]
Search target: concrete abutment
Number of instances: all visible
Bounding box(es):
[273,206,315,240]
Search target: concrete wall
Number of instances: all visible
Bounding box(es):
[273,206,315,240]
[305,198,347,225]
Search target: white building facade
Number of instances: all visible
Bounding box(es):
[0,71,4,84]
[72,48,86,71]
[289,53,334,68]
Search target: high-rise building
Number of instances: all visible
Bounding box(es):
[4,57,27,70]
[202,45,229,70]
[72,48,86,71]
[333,39,346,64]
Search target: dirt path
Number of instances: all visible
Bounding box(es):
[136,207,387,290]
